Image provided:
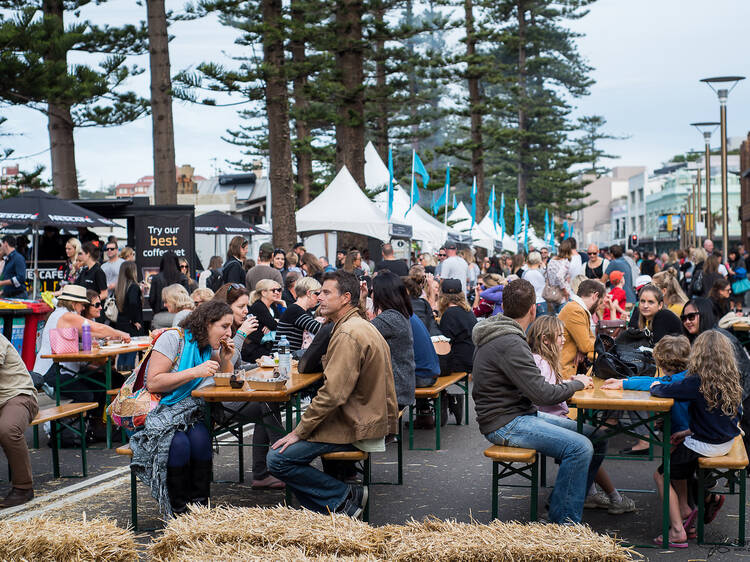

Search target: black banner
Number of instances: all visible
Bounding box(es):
[133,213,194,275]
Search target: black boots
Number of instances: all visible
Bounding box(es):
[189,460,212,507]
[166,465,191,515]
[448,394,464,425]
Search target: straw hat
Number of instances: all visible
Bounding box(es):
[57,284,90,304]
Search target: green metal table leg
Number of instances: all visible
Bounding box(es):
[130,469,138,531]
[50,421,60,479]
[739,468,746,545]
[32,426,38,449]
[491,461,498,520]
[660,412,671,548]
[79,413,88,477]
[530,459,539,521]
[285,400,293,506]
[408,405,414,450]
[397,419,403,485]
[54,364,62,451]
[363,456,371,523]
[238,424,244,483]
[435,395,441,450]
[464,376,470,425]
[105,359,112,449]
[540,454,547,488]
[697,468,706,543]
[295,395,302,424]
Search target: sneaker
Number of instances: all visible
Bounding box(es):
[607,493,636,515]
[0,487,33,509]
[583,491,611,509]
[251,475,285,490]
[336,484,368,519]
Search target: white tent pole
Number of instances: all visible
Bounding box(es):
[410,150,415,215]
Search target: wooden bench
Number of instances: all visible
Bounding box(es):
[320,450,370,522]
[30,402,98,479]
[697,436,748,545]
[484,445,539,522]
[409,372,470,451]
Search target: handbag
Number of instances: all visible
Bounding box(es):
[614,327,656,377]
[732,278,750,295]
[104,295,119,322]
[542,267,564,305]
[596,319,626,338]
[108,328,182,431]
[592,334,637,380]
[50,327,79,354]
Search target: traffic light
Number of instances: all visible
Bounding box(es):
[629,234,638,249]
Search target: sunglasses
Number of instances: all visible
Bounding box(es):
[587,252,598,256]
[269,288,282,293]
[438,253,446,258]
[680,312,699,323]
[106,247,116,251]
[90,302,102,308]
[180,265,188,270]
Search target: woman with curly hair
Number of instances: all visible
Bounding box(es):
[650,330,743,547]
[131,300,234,517]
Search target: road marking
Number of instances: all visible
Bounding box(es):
[2,424,258,520]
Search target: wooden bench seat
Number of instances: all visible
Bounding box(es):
[30,402,98,479]
[484,445,539,521]
[484,445,537,464]
[32,402,98,426]
[116,444,133,457]
[699,436,748,470]
[321,450,368,462]
[697,436,748,545]
[414,372,468,399]
[409,372,470,451]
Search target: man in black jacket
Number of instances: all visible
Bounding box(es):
[472,279,604,525]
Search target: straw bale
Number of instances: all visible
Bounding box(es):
[149,505,384,560]
[167,542,377,561]
[0,516,138,561]
[381,518,640,562]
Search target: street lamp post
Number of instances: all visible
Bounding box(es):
[699,76,745,260]
[690,122,720,243]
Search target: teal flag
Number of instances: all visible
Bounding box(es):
[431,163,450,215]
[387,146,394,221]
[498,192,505,239]
[523,204,529,253]
[488,186,496,233]
[514,200,521,241]
[408,150,429,215]
[470,176,477,228]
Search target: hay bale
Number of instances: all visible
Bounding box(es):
[0,516,138,561]
[381,518,640,562]
[150,505,384,561]
[167,542,376,561]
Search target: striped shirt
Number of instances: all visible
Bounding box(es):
[273,304,321,352]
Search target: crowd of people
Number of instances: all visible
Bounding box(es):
[0,229,746,545]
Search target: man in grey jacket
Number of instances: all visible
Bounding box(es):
[472,279,605,525]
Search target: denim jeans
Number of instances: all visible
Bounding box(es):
[267,439,356,513]
[485,411,606,524]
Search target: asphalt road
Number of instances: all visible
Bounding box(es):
[1,390,747,561]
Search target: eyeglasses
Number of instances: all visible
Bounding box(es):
[269,288,282,293]
[90,302,102,308]
[180,265,188,270]
[680,312,699,323]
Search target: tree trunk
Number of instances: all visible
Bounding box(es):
[406,0,419,150]
[373,5,389,157]
[334,0,365,189]
[147,0,177,205]
[465,0,485,216]
[263,0,297,248]
[291,0,312,206]
[43,0,78,199]
[516,0,528,207]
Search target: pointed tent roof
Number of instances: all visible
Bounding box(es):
[447,202,473,232]
[473,212,519,254]
[295,165,403,242]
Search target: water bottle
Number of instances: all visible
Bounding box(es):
[81,321,92,352]
[278,336,291,377]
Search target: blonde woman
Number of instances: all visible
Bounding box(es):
[652,269,688,317]
[243,279,284,362]
[191,288,214,306]
[119,246,136,262]
[163,284,196,327]
[60,237,82,287]
[274,276,322,352]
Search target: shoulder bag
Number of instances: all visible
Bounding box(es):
[108,328,183,431]
[542,265,564,305]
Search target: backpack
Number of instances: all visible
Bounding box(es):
[104,295,118,322]
[690,268,704,297]
[206,269,223,292]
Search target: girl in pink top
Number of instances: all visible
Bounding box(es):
[527,315,636,515]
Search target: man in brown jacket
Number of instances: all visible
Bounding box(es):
[268,270,398,518]
[559,279,607,379]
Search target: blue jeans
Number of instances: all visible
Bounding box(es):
[267,439,356,513]
[485,411,606,524]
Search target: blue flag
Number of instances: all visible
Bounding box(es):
[470,177,477,228]
[544,209,550,244]
[488,186,497,233]
[431,163,450,215]
[523,204,529,253]
[562,220,569,241]
[498,192,505,239]
[452,194,457,210]
[387,146,394,221]
[408,150,429,215]
[549,215,555,246]
[514,200,521,242]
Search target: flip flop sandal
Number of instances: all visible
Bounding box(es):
[683,508,698,539]
[652,536,688,549]
[704,493,725,524]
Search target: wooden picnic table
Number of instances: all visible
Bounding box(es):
[570,377,674,549]
[41,339,152,448]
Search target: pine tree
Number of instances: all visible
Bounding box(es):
[573,115,623,178]
[0,1,149,199]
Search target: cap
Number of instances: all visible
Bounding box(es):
[444,242,457,250]
[608,270,624,284]
[635,274,652,289]
[57,284,90,304]
[259,242,274,254]
[441,278,463,294]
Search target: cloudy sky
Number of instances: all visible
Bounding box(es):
[3,0,750,189]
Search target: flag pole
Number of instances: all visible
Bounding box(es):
[411,149,415,213]
[444,163,449,228]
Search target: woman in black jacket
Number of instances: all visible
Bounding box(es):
[242,278,284,362]
[221,236,249,285]
[627,284,682,345]
[113,261,143,370]
[403,275,441,336]
[148,252,189,315]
